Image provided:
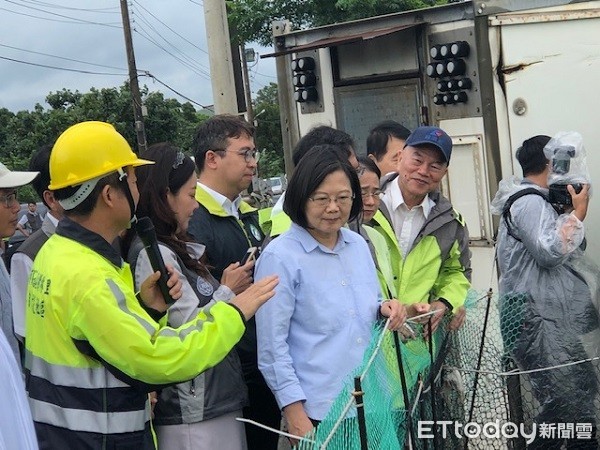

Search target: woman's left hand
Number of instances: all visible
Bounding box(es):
[379,300,407,331]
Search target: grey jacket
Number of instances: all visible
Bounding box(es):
[492,176,600,422]
[491,177,598,336]
[129,238,248,425]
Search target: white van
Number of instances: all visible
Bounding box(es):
[268,177,284,195]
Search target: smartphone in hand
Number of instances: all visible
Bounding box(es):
[240,247,258,265]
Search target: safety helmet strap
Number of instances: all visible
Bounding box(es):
[117,168,137,223]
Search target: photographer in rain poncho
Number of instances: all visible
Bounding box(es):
[491,132,600,449]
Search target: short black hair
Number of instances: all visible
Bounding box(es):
[366,120,411,161]
[54,172,124,217]
[284,144,362,228]
[357,155,381,179]
[292,126,355,167]
[29,144,53,207]
[516,135,551,176]
[192,114,254,173]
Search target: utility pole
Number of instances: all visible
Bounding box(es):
[240,44,254,123]
[204,0,238,114]
[273,20,300,177]
[120,0,147,153]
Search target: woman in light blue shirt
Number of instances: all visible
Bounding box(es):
[255,145,405,444]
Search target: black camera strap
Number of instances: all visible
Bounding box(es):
[502,188,562,242]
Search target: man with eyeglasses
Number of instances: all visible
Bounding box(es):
[188,114,280,450]
[0,163,39,361]
[380,126,471,338]
[0,161,39,448]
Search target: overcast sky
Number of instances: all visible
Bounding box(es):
[0,0,277,112]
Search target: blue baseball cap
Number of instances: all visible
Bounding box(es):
[404,126,452,162]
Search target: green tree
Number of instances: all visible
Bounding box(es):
[0,83,209,203]
[228,0,446,46]
[253,83,284,178]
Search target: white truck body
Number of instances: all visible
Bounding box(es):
[269,0,600,293]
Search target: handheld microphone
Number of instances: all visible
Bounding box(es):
[135,217,175,304]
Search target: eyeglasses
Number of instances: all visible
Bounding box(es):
[216,149,260,163]
[308,193,354,208]
[0,191,18,209]
[361,189,382,199]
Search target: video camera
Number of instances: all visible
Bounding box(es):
[544,132,590,206]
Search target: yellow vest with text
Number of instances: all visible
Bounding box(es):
[25,233,245,448]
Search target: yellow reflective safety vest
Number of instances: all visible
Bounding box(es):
[361,223,398,299]
[25,219,245,449]
[268,210,292,239]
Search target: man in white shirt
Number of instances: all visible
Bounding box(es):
[11,145,64,347]
[188,114,280,450]
[16,202,43,237]
[380,126,471,336]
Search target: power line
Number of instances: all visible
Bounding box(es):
[0,55,128,76]
[131,0,208,55]
[0,43,130,72]
[188,0,203,6]
[0,55,208,109]
[15,0,120,13]
[1,0,209,111]
[1,2,121,27]
[0,6,91,24]
[141,72,208,109]
[131,6,210,76]
[133,27,211,80]
[253,70,277,79]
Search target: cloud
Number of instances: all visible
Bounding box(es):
[0,0,277,112]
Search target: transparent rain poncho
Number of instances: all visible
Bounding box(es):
[545,131,592,204]
[491,175,600,427]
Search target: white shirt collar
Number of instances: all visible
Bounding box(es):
[185,241,206,260]
[47,212,60,227]
[390,179,434,218]
[197,182,242,218]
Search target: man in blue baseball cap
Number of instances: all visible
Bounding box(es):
[379,125,470,337]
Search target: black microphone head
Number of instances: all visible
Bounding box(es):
[135,217,157,244]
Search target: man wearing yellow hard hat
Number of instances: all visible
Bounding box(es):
[24,121,278,449]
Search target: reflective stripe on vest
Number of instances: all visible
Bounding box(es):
[159,300,217,340]
[25,350,129,389]
[107,279,155,336]
[29,398,150,434]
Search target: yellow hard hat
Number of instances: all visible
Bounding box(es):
[49,121,153,190]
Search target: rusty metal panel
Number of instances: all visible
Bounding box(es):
[473,0,590,16]
[262,23,422,58]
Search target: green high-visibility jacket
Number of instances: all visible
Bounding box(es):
[374,191,471,310]
[25,218,245,449]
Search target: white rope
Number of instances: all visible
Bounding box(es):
[444,355,600,377]
[360,318,390,381]
[235,418,316,445]
[421,366,444,395]
[320,396,356,449]
[410,379,424,417]
[320,319,390,449]
[406,310,439,323]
